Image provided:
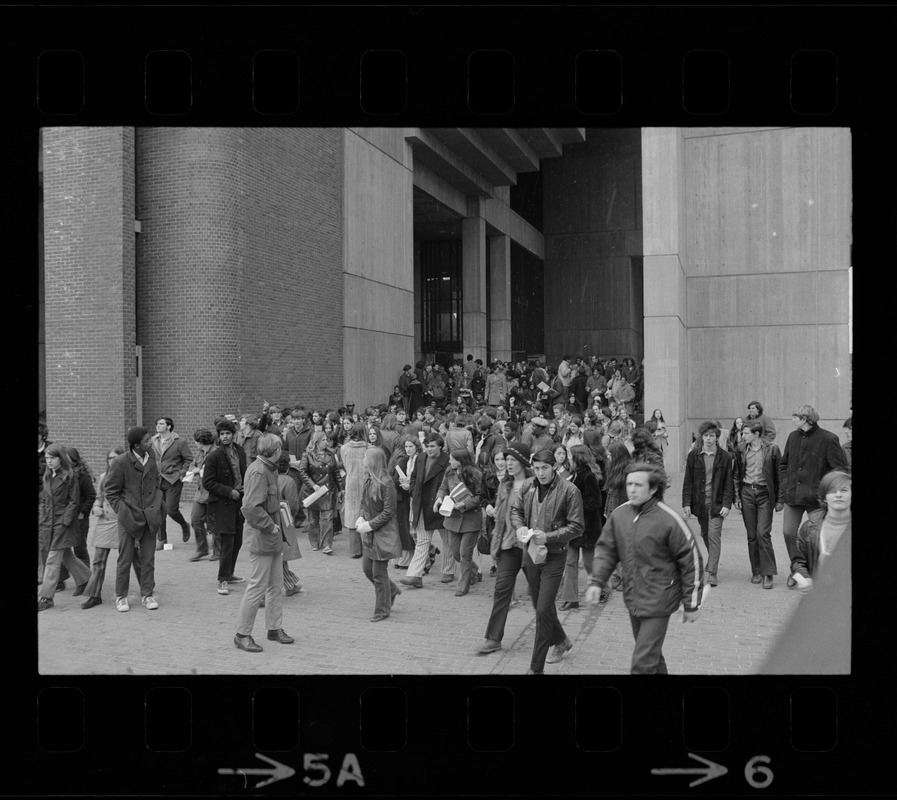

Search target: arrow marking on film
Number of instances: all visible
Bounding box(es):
[651,752,728,788]
[218,753,296,788]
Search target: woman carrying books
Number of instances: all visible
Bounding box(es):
[434,449,484,597]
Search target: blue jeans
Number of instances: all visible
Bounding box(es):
[741,486,777,576]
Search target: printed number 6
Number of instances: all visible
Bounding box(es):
[745,755,773,789]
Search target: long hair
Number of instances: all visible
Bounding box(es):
[43,442,74,485]
[363,446,392,499]
[818,470,851,509]
[387,434,421,474]
[630,427,664,465]
[605,439,633,491]
[570,444,602,483]
[66,446,94,481]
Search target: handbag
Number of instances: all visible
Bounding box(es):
[476,528,492,555]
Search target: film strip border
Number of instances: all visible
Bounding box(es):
[33,678,855,795]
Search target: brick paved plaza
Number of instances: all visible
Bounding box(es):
[38,471,802,676]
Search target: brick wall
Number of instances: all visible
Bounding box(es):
[42,126,136,482]
[135,128,344,493]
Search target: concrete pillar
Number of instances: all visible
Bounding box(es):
[462,196,488,363]
[642,128,687,471]
[489,234,512,362]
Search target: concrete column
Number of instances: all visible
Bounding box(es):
[462,196,488,363]
[489,234,512,362]
[641,128,687,471]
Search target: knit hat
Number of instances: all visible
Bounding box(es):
[503,441,532,465]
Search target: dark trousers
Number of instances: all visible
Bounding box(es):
[782,504,824,572]
[741,485,777,576]
[116,527,156,599]
[361,555,400,618]
[523,549,567,672]
[629,615,671,674]
[159,480,189,541]
[485,547,524,643]
[85,546,142,599]
[447,530,479,591]
[60,514,91,582]
[217,530,243,581]
[191,501,209,555]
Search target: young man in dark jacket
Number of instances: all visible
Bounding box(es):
[104,426,164,612]
[682,421,734,586]
[203,419,248,595]
[400,433,450,589]
[733,423,783,588]
[150,416,194,549]
[510,448,584,674]
[586,462,705,674]
[778,404,848,587]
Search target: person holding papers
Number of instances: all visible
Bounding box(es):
[388,435,421,569]
[434,449,485,597]
[510,448,585,674]
[297,432,344,555]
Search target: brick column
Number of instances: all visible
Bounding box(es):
[489,234,512,362]
[462,197,487,363]
[42,127,136,473]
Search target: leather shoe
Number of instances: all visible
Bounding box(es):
[370,614,389,622]
[55,581,66,591]
[72,582,88,597]
[181,524,191,543]
[234,634,263,653]
[266,629,295,644]
[440,574,455,583]
[560,601,580,611]
[81,596,102,609]
[477,639,502,655]
[189,553,207,562]
[546,637,573,664]
[400,576,423,588]
[37,598,54,612]
[454,589,469,597]
[750,574,762,584]
[762,575,774,589]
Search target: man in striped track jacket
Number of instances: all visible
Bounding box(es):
[586,461,707,674]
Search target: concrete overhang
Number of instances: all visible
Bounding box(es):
[405,128,495,197]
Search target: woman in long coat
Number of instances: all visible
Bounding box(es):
[388,434,420,568]
[356,447,403,621]
[340,423,370,559]
[38,443,90,610]
[81,445,141,609]
[276,452,303,597]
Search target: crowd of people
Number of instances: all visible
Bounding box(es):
[37,352,852,673]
